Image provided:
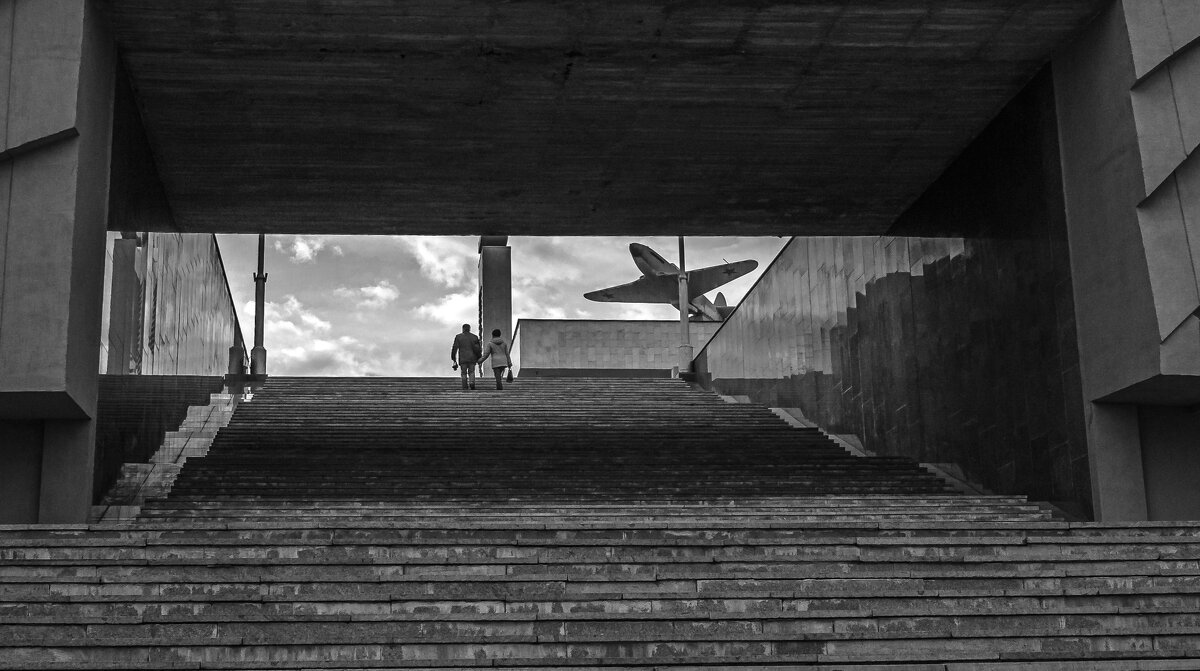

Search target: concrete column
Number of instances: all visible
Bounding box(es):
[479,236,512,342]
[105,236,141,374]
[1053,0,1200,520]
[0,0,116,523]
[677,236,692,375]
[1084,403,1148,521]
[250,234,267,375]
[228,326,247,375]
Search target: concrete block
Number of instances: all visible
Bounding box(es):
[1123,0,1177,78]
[1135,177,1200,340]
[1163,0,1200,53]
[0,421,42,524]
[1170,50,1200,152]
[0,140,79,395]
[5,0,84,152]
[0,2,11,151]
[1130,71,1188,196]
[1160,315,1200,376]
[1179,154,1200,282]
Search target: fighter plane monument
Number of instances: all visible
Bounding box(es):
[584,243,758,321]
[512,242,758,378]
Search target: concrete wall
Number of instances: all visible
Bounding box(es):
[694,69,1093,517]
[1055,0,1200,405]
[93,374,223,504]
[1053,0,1200,521]
[479,242,513,342]
[134,234,243,376]
[0,0,113,418]
[1140,405,1200,521]
[514,319,720,377]
[0,0,116,523]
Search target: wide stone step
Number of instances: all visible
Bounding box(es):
[4,634,1200,668]
[9,591,1200,621]
[13,535,1187,562]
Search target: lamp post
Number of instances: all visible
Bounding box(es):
[251,234,268,376]
[677,236,692,376]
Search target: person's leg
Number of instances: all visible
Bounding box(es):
[459,365,468,390]
[494,366,505,390]
[466,364,476,390]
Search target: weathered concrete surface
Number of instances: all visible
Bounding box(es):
[0,421,42,523]
[0,0,114,416]
[514,319,720,376]
[95,0,1106,236]
[1054,2,1159,405]
[1054,0,1200,401]
[1084,403,1148,523]
[0,0,116,523]
[1053,1,1200,522]
[479,242,512,344]
[1,0,82,154]
[1140,404,1200,521]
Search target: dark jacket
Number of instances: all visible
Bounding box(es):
[451,332,481,364]
[480,337,512,369]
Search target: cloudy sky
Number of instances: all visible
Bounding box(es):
[214,235,788,377]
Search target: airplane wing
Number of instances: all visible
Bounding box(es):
[686,260,758,298]
[584,274,680,303]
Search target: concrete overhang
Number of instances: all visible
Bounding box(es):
[98,1,1107,236]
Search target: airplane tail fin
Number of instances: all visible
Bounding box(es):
[715,292,727,307]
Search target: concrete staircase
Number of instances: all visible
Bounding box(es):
[2,376,1199,669]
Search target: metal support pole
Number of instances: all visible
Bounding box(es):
[677,236,693,376]
[251,233,268,376]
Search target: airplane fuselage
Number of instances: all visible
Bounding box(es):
[628,243,721,320]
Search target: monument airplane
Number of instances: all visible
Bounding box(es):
[584,243,758,321]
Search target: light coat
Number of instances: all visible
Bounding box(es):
[480,337,512,369]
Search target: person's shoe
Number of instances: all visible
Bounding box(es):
[469,383,475,390]
[460,381,468,390]
[496,382,503,390]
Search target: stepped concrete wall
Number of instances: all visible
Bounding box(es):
[92,374,224,504]
[696,68,1091,518]
[514,319,719,377]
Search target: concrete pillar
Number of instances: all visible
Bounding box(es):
[479,236,512,342]
[228,327,247,376]
[1053,0,1200,520]
[1085,403,1148,521]
[677,236,692,375]
[250,234,267,376]
[105,236,141,374]
[0,0,116,523]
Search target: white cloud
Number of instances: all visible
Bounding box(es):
[242,294,418,376]
[334,280,401,309]
[512,285,568,320]
[415,290,477,326]
[274,236,334,263]
[398,237,477,288]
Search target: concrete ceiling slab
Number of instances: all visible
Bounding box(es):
[98,1,1106,236]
